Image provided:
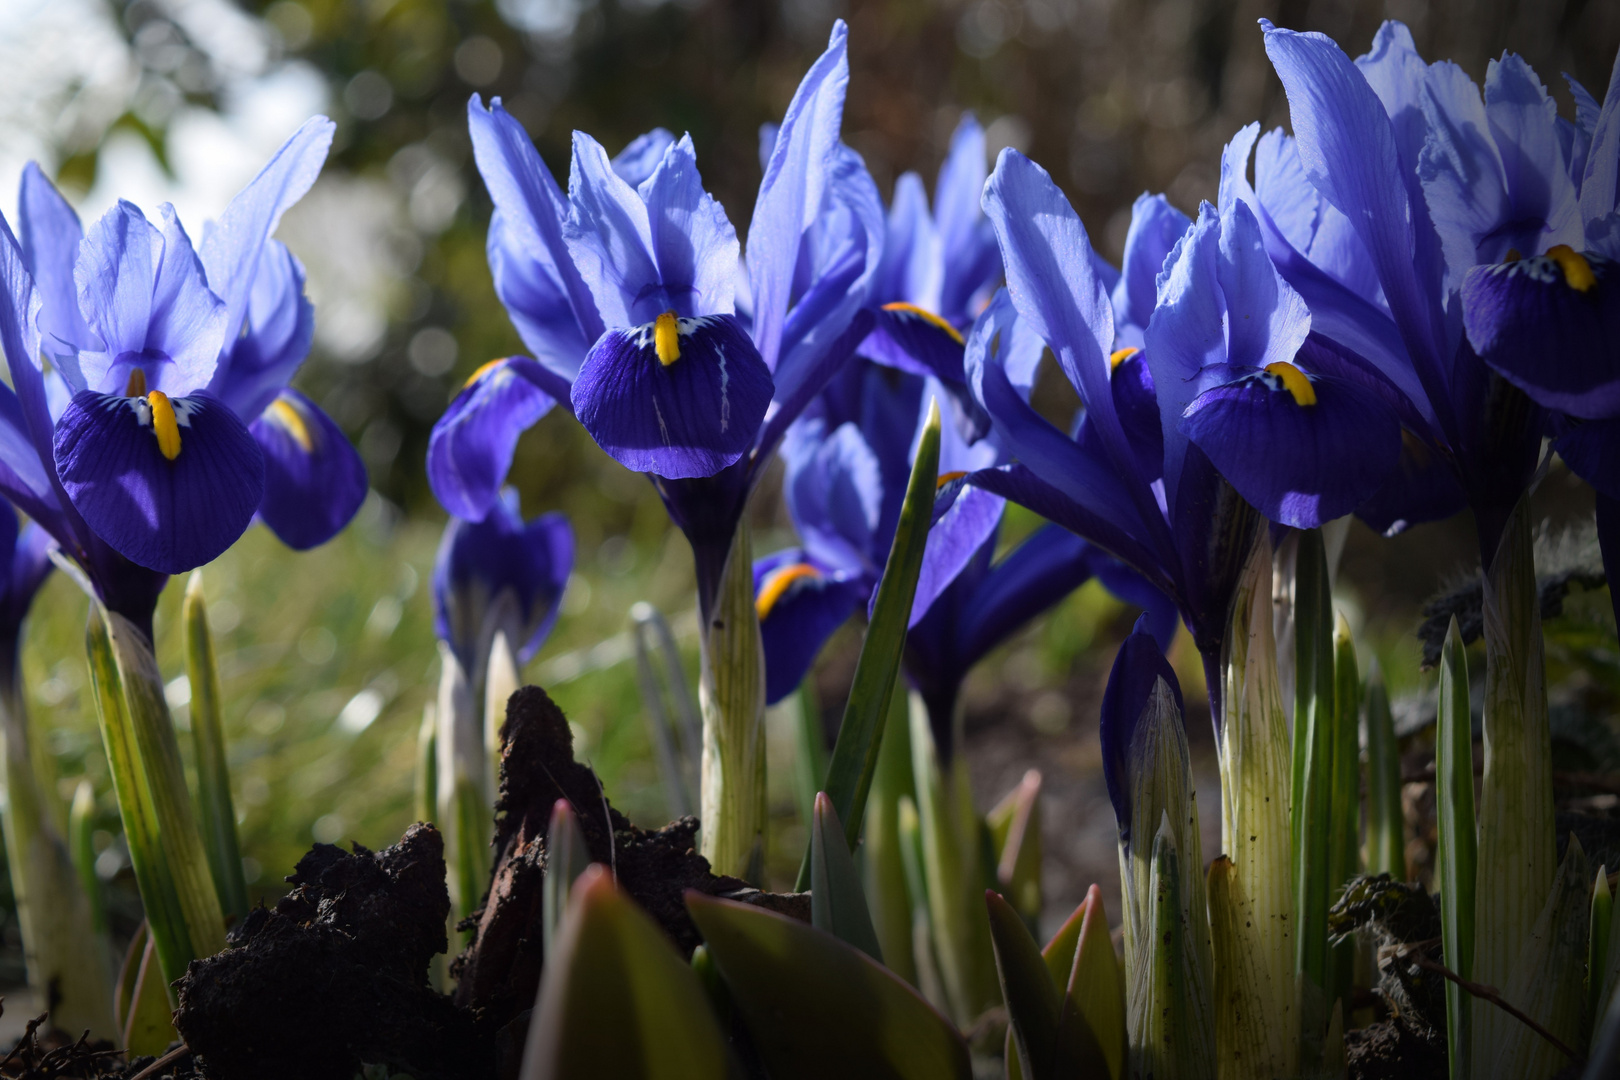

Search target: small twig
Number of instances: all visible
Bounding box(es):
[1387,941,1579,1062]
[128,1044,192,1080]
[0,1014,46,1071]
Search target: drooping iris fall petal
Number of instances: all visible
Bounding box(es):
[53,390,264,574]
[571,313,772,479]
[427,357,560,521]
[250,389,368,550]
[754,551,863,705]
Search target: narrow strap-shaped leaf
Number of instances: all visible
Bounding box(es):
[811,792,882,961]
[1436,616,1476,1080]
[1325,612,1361,1016]
[414,703,437,826]
[796,399,941,889]
[863,679,915,984]
[183,572,249,920]
[86,607,191,994]
[543,799,593,959]
[1061,883,1126,1080]
[1591,867,1612,1034]
[687,890,970,1080]
[1363,660,1405,879]
[989,888,1106,1079]
[988,769,1043,932]
[524,866,733,1080]
[789,681,827,832]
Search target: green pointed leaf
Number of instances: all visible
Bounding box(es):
[1600,869,1620,1053]
[792,681,828,831]
[1591,866,1612,1033]
[864,680,916,984]
[115,924,176,1056]
[184,572,249,921]
[797,400,941,890]
[1325,611,1361,1014]
[1437,616,1477,1080]
[811,791,883,961]
[988,770,1043,931]
[1363,661,1405,880]
[988,888,1109,1080]
[543,798,591,957]
[1062,884,1126,1080]
[414,703,437,827]
[523,866,732,1080]
[686,889,970,1080]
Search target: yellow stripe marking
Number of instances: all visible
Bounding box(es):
[1546,244,1596,292]
[1264,361,1316,407]
[463,358,507,389]
[881,302,966,345]
[1110,346,1140,370]
[268,397,314,453]
[936,470,967,489]
[148,391,182,460]
[755,563,821,620]
[654,311,681,366]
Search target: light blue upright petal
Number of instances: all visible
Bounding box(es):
[147,205,229,395]
[1217,199,1311,369]
[1251,128,1320,254]
[934,113,999,320]
[1111,192,1192,345]
[981,150,1128,472]
[908,482,1002,628]
[17,164,91,369]
[206,239,312,422]
[783,418,882,574]
[614,128,676,187]
[487,211,591,383]
[1580,47,1620,231]
[75,201,159,387]
[1262,21,1454,432]
[468,96,604,347]
[1142,203,1224,512]
[196,116,334,349]
[1483,54,1582,254]
[564,131,659,327]
[1353,21,1430,177]
[874,172,940,309]
[640,134,738,318]
[747,20,849,369]
[1418,61,1510,287]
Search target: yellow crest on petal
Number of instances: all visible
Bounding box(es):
[1546,244,1596,293]
[1263,361,1316,407]
[756,562,821,621]
[147,391,182,460]
[881,302,966,346]
[268,397,315,453]
[654,311,681,366]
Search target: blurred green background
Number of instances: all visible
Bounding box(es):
[0,0,1614,971]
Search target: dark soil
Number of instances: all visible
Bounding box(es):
[1345,1017,1448,1080]
[452,684,808,1036]
[158,683,806,1080]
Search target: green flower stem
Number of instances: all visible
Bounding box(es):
[1213,531,1296,1077]
[1472,494,1556,1071]
[697,515,768,882]
[69,779,107,936]
[86,606,225,992]
[183,573,248,921]
[436,644,488,921]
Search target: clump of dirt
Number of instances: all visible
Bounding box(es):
[1345,1017,1449,1080]
[451,685,807,1035]
[172,823,490,1080]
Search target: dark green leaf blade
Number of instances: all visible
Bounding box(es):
[687,889,970,1080]
[811,791,883,961]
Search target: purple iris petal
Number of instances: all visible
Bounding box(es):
[1462,253,1620,419]
[753,550,863,705]
[571,313,772,479]
[53,390,264,574]
[864,305,965,384]
[18,164,92,363]
[250,389,367,551]
[1355,426,1470,536]
[1180,364,1400,529]
[610,128,676,187]
[1556,417,1620,501]
[197,116,334,350]
[206,240,313,422]
[874,172,939,312]
[748,20,850,371]
[934,114,1000,321]
[427,356,560,521]
[782,419,882,576]
[468,96,604,351]
[487,212,592,384]
[1111,193,1191,344]
[907,483,1003,628]
[432,492,573,670]
[1099,616,1187,850]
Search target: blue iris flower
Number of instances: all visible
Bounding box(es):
[753,357,1176,754]
[428,21,883,616]
[0,118,362,634]
[432,488,573,683]
[961,150,1391,725]
[0,501,54,691]
[1221,20,1573,560]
